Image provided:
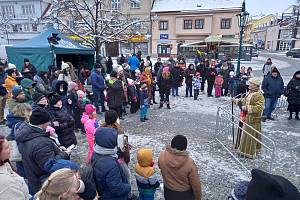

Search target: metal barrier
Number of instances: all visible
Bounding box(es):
[215,101,276,175]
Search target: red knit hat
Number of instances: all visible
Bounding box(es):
[85,104,96,115]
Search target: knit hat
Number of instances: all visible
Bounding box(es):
[44,159,80,173]
[246,169,300,200]
[24,58,30,63]
[171,135,187,151]
[248,78,261,86]
[68,81,78,92]
[21,78,35,89]
[127,78,134,85]
[230,181,249,200]
[32,92,46,104]
[12,85,23,98]
[163,66,170,73]
[110,71,118,78]
[48,93,61,105]
[61,61,70,70]
[105,110,119,125]
[94,127,118,149]
[30,108,51,125]
[85,104,96,115]
[271,67,279,74]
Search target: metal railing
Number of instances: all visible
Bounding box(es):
[215,100,276,176]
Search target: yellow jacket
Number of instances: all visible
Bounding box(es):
[4,76,18,98]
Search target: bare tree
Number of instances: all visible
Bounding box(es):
[46,0,148,59]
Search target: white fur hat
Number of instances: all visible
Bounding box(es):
[61,61,70,70]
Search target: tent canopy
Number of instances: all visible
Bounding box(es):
[6,27,95,71]
[204,35,222,43]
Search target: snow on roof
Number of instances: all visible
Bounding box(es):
[151,0,242,12]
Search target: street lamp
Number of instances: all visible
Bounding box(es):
[236,0,249,74]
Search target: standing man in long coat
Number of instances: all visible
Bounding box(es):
[234,78,264,158]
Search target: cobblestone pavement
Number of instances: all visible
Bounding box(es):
[1,89,299,200]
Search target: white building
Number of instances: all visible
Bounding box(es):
[0,0,52,45]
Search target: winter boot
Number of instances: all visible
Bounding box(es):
[159,102,163,108]
[167,103,171,109]
[296,112,300,120]
[288,111,293,120]
[144,116,149,120]
[140,118,145,122]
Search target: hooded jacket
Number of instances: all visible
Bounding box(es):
[158,146,202,200]
[15,122,69,194]
[286,70,300,105]
[107,79,124,108]
[21,63,37,80]
[49,106,77,148]
[6,113,25,140]
[262,73,284,98]
[91,68,105,90]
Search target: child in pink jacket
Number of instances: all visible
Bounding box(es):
[81,104,99,163]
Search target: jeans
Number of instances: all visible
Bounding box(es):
[194,89,199,100]
[140,105,148,119]
[263,97,278,117]
[171,87,178,96]
[93,88,105,112]
[186,84,193,97]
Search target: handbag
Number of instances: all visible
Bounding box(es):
[9,122,22,162]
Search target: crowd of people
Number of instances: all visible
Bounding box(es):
[0,51,299,200]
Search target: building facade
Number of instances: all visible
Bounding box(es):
[0,0,51,45]
[151,0,241,58]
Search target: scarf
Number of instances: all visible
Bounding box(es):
[94,144,118,158]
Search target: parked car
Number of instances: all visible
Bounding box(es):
[286,48,300,58]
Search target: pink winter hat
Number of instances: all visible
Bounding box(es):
[68,81,78,91]
[163,67,170,73]
[85,104,96,115]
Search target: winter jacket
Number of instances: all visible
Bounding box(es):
[184,68,196,85]
[107,79,124,108]
[49,106,77,148]
[192,77,202,90]
[0,71,7,96]
[158,146,202,200]
[154,62,162,77]
[6,113,25,140]
[33,74,50,94]
[286,71,300,105]
[214,75,224,86]
[15,122,69,194]
[128,56,140,71]
[171,67,183,87]
[206,68,217,83]
[21,64,37,80]
[91,128,131,200]
[4,75,18,98]
[227,63,235,72]
[67,91,79,112]
[220,68,230,88]
[107,59,114,74]
[263,62,272,76]
[140,90,149,106]
[262,74,284,98]
[0,162,30,200]
[158,76,172,93]
[81,112,97,137]
[91,69,105,90]
[53,80,68,107]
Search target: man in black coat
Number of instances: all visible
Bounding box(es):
[107,71,124,118]
[21,58,37,80]
[15,108,70,195]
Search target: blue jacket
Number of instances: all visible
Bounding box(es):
[262,74,284,98]
[6,113,25,140]
[91,69,105,90]
[192,77,202,90]
[140,90,148,106]
[128,56,140,71]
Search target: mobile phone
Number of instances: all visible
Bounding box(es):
[123,135,128,148]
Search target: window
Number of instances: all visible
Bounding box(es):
[221,18,231,29]
[195,19,204,29]
[131,0,140,8]
[21,4,35,15]
[183,20,192,29]
[32,23,37,31]
[23,24,30,32]
[12,24,22,32]
[67,20,75,29]
[159,21,168,30]
[111,0,121,10]
[1,5,15,18]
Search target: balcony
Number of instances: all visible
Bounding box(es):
[2,13,37,20]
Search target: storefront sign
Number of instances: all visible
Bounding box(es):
[160,34,169,39]
[158,39,172,44]
[129,35,147,42]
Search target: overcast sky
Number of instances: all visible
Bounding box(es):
[242,0,297,16]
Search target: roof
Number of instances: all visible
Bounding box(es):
[151,0,242,12]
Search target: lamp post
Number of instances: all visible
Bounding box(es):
[236,0,249,74]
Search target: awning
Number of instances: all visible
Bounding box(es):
[204,35,222,43]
